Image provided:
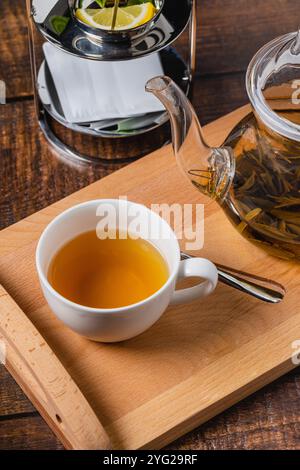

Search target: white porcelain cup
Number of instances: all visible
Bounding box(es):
[36,199,218,343]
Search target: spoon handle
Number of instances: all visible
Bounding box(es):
[180,252,285,304]
[111,0,120,30]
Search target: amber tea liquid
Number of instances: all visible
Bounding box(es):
[222,86,300,261]
[48,230,169,309]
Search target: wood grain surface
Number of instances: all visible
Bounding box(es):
[0,106,300,449]
[0,285,111,450]
[0,0,300,450]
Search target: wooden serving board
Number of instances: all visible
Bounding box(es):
[1,105,300,450]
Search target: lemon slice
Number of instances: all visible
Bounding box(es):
[76,3,156,31]
[123,4,156,26]
[76,8,132,29]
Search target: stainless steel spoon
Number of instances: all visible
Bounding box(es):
[181,252,286,304]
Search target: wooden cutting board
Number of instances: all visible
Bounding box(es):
[1,105,300,450]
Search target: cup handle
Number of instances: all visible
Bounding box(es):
[170,258,218,305]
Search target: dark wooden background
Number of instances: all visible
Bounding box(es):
[1,0,300,450]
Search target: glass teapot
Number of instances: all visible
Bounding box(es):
[146,31,300,261]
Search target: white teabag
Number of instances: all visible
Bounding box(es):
[43,42,165,124]
[32,0,59,23]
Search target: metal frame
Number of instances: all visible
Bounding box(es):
[26,0,198,165]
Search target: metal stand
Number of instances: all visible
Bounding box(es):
[26,0,198,165]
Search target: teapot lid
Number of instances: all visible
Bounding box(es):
[247,31,300,141]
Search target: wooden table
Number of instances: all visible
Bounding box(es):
[0,0,300,450]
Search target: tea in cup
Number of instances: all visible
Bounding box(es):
[47,229,170,309]
[36,199,218,342]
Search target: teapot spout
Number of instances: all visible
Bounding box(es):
[146,76,235,201]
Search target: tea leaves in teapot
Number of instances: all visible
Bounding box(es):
[222,113,300,260]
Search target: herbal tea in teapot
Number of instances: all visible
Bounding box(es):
[147,32,300,261]
[223,108,300,261]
